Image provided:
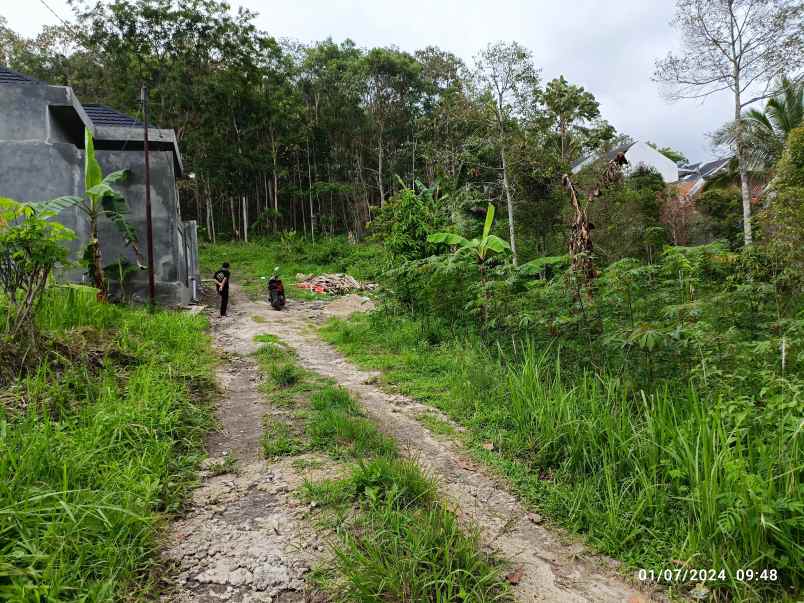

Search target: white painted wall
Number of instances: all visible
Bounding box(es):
[624,142,679,182]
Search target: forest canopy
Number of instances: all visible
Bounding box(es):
[2,0,623,254]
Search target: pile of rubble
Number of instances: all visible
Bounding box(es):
[295,273,376,295]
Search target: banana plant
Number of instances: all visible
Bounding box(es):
[35,128,143,298]
[428,203,510,324]
[427,203,510,263]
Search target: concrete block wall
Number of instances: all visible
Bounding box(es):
[0,79,194,305]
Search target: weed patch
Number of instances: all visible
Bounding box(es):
[261,418,305,458]
[307,386,396,459]
[254,338,507,600]
[0,287,214,600]
[322,311,803,601]
[304,458,509,602]
[206,454,239,476]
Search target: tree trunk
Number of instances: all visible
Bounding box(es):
[500,147,518,266]
[90,215,107,298]
[270,128,280,232]
[731,24,752,246]
[264,172,271,232]
[307,137,315,243]
[205,180,216,244]
[242,195,248,243]
[230,197,238,240]
[734,99,753,245]
[377,135,385,208]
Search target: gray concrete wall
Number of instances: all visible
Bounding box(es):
[0,80,193,305]
[0,84,88,265]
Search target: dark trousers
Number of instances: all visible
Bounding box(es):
[220,289,229,316]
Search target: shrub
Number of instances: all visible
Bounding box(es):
[0,199,73,344]
[370,182,447,262]
[696,187,743,248]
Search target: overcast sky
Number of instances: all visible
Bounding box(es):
[4,0,737,163]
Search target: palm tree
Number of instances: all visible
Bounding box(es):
[713,77,804,170]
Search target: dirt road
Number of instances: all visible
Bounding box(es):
[162,285,656,603]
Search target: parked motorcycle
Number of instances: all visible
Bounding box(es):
[268,268,286,310]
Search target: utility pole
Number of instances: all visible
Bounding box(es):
[141,85,156,307]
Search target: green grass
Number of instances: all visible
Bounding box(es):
[307,386,397,459]
[321,310,804,602]
[0,287,215,601]
[255,340,327,408]
[206,454,239,476]
[253,337,509,601]
[199,236,384,300]
[416,412,457,437]
[256,340,395,461]
[303,458,510,602]
[261,417,305,458]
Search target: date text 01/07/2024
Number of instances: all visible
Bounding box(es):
[637,568,779,583]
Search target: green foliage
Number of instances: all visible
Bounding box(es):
[543,75,614,165]
[322,305,803,601]
[696,187,743,248]
[713,76,804,170]
[774,124,804,189]
[428,203,511,263]
[320,228,804,601]
[647,141,688,165]
[0,286,214,600]
[370,181,447,261]
[759,124,804,284]
[583,166,669,262]
[0,198,74,343]
[35,129,141,296]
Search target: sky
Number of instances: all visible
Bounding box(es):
[4,0,738,163]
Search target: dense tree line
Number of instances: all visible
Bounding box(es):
[1,0,620,255]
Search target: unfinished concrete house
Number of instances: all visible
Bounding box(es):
[0,66,199,305]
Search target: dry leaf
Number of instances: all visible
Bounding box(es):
[505,565,525,585]
[482,441,495,451]
[526,512,542,524]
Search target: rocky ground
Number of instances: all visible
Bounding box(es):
[161,286,658,603]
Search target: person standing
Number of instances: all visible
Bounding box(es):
[214,262,231,317]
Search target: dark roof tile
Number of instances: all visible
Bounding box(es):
[698,157,731,176]
[0,66,39,84]
[83,104,149,128]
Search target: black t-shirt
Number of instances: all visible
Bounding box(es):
[214,268,230,294]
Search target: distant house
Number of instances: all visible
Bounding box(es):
[676,158,732,198]
[679,157,771,210]
[0,66,199,305]
[571,140,680,183]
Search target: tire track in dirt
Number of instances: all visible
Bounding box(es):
[244,286,659,603]
[160,287,327,603]
[163,285,659,602]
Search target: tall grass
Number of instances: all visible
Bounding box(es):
[0,287,214,601]
[322,311,803,601]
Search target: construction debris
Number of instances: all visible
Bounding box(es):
[295,273,376,295]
